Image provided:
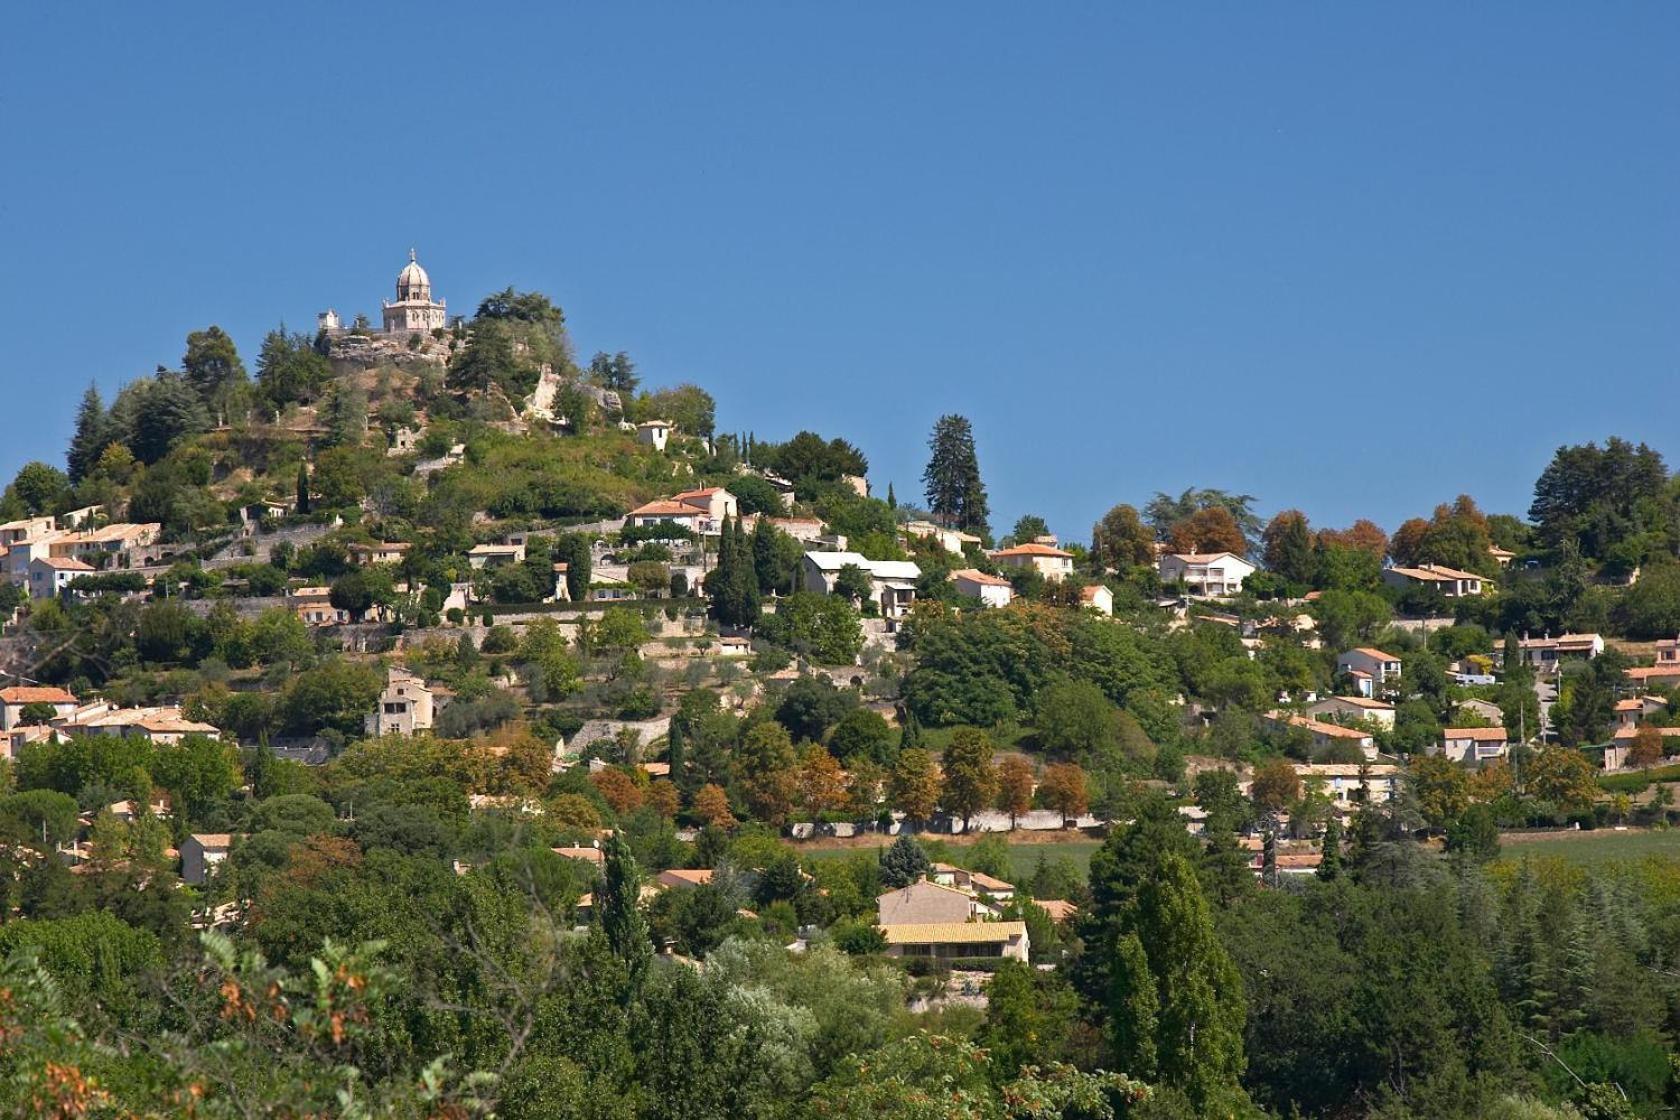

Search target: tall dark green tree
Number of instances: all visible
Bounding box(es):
[707,517,761,628]
[922,414,989,533]
[256,326,332,408]
[182,325,248,411]
[1115,851,1248,1108]
[1262,510,1317,585]
[598,832,652,998]
[66,384,112,484]
[1317,814,1343,881]
[554,533,592,601]
[587,350,639,394]
[295,463,311,515]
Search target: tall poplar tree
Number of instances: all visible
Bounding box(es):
[1110,851,1249,1108]
[598,832,652,999]
[922,414,989,533]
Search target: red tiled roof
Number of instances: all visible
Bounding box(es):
[994,542,1073,559]
[0,686,76,705]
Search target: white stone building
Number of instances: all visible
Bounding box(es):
[382,250,448,335]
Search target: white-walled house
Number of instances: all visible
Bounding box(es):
[669,487,738,523]
[1078,584,1114,616]
[902,520,983,556]
[0,686,79,731]
[1381,564,1487,598]
[27,556,92,599]
[625,501,703,533]
[1158,552,1255,597]
[991,542,1075,582]
[801,552,921,619]
[1305,695,1396,730]
[949,568,1013,608]
[636,419,672,451]
[1336,648,1403,695]
[1437,727,1509,765]
[1291,764,1399,812]
[1517,633,1604,673]
[467,543,527,569]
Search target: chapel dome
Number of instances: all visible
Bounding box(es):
[396,250,430,296]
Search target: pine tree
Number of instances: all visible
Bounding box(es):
[879,833,931,888]
[1198,811,1253,904]
[66,384,111,484]
[922,414,990,533]
[295,462,311,515]
[598,833,652,999]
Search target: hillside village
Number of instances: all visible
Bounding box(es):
[7,253,1680,1117]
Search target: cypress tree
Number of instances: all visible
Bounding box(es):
[751,514,779,595]
[733,516,761,625]
[295,462,311,514]
[666,719,687,795]
[887,481,896,509]
[1318,815,1343,881]
[900,708,923,750]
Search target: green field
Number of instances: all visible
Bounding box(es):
[1497,828,1680,867]
[794,838,1103,880]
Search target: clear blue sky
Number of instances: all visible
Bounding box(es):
[3,4,1676,541]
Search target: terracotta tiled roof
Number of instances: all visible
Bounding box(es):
[1347,647,1401,662]
[0,686,76,705]
[993,543,1072,559]
[628,501,697,518]
[1442,727,1507,741]
[1035,899,1078,923]
[949,568,1010,588]
[879,921,1027,945]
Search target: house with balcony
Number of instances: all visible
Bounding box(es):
[1335,648,1403,696]
[1517,632,1603,673]
[1437,727,1509,765]
[1158,552,1255,597]
[801,551,921,619]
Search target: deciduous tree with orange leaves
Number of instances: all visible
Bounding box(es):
[1038,761,1089,825]
[995,755,1036,825]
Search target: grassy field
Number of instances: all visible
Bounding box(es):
[1497,828,1680,867]
[794,838,1103,880]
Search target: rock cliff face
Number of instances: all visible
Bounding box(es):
[324,331,450,373]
